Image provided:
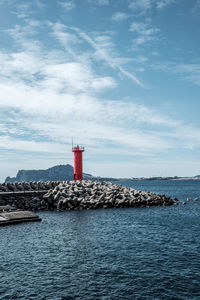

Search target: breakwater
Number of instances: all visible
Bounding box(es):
[0,181,59,210]
[0,180,177,211]
[0,181,59,192]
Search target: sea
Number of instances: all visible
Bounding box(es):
[0,180,200,300]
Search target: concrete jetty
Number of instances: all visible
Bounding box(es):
[0,206,41,226]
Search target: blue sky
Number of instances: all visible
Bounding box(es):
[0,0,200,181]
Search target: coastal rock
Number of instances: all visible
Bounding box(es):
[0,184,7,192]
[0,199,6,205]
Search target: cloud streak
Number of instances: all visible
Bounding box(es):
[70,27,144,86]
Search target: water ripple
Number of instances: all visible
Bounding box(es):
[1,180,200,299]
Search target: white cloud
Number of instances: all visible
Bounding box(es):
[58,0,75,11]
[0,52,116,96]
[5,21,143,87]
[129,0,177,13]
[97,0,109,5]
[70,27,143,86]
[41,62,116,92]
[48,22,144,86]
[154,62,200,86]
[0,135,68,154]
[111,12,129,22]
[87,0,109,6]
[129,0,152,12]
[9,0,46,19]
[130,22,159,46]
[173,63,200,86]
[1,58,200,157]
[35,0,46,8]
[89,158,200,178]
[50,22,80,52]
[156,0,174,10]
[1,20,200,180]
[191,0,200,14]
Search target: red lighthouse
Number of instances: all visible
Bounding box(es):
[72,145,84,181]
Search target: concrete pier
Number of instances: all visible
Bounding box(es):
[0,206,41,226]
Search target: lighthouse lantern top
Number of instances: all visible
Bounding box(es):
[72,145,85,152]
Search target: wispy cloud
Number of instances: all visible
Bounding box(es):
[0,15,200,180]
[130,21,159,46]
[154,62,200,86]
[1,37,199,156]
[0,135,68,154]
[34,0,46,8]
[129,0,177,13]
[87,0,109,6]
[190,0,200,14]
[156,0,175,10]
[174,63,200,86]
[58,0,75,11]
[69,26,143,86]
[0,0,14,6]
[48,21,144,86]
[129,0,152,12]
[10,0,46,19]
[111,12,129,22]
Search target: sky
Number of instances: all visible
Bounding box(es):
[0,0,200,181]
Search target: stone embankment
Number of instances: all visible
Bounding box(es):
[0,180,178,211]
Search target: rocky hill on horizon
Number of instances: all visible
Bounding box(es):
[5,164,198,183]
[5,164,93,183]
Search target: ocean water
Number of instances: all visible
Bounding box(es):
[0,180,200,300]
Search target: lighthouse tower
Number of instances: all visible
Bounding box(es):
[72,145,85,181]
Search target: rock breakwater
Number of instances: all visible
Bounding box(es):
[44,180,177,210]
[0,181,59,192]
[0,180,178,211]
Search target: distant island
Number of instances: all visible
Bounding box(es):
[131,176,200,181]
[4,164,200,183]
[5,164,93,183]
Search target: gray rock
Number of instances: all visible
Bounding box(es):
[54,191,61,202]
[15,182,23,191]
[0,184,7,192]
[0,199,7,205]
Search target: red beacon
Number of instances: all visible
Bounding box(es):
[72,145,85,181]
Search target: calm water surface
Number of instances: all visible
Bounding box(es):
[0,180,200,300]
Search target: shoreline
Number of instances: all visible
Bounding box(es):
[104,177,200,181]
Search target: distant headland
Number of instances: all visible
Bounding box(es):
[4,164,200,183]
